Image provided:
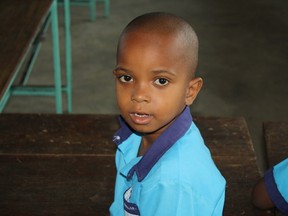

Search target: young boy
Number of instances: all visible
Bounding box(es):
[110,12,226,215]
[252,158,288,214]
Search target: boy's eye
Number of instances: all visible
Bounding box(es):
[154,78,169,86]
[119,75,133,83]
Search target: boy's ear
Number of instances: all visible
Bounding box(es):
[185,77,203,106]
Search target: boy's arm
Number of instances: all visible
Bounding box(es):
[252,177,275,210]
[252,158,288,213]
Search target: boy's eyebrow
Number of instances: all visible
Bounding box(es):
[113,67,133,74]
[151,69,177,77]
[113,67,177,77]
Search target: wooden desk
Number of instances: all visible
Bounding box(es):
[0,114,117,216]
[0,0,72,113]
[193,117,272,216]
[263,121,288,167]
[0,114,268,215]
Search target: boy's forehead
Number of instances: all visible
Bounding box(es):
[118,30,188,62]
[119,25,193,53]
[121,29,178,45]
[119,28,194,57]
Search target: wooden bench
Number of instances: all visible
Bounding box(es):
[263,121,288,216]
[0,114,269,215]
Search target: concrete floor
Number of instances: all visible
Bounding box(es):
[4,0,288,171]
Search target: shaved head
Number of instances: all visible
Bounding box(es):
[117,12,199,78]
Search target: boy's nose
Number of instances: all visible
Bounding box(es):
[131,84,150,103]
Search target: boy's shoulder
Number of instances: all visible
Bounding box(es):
[149,121,224,183]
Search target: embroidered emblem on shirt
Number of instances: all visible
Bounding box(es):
[123,188,140,216]
[113,135,121,142]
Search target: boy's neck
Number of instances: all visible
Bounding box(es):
[137,136,155,156]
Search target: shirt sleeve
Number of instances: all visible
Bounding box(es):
[264,158,288,214]
[138,181,225,216]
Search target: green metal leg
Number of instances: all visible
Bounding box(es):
[61,0,109,21]
[64,0,73,113]
[51,0,63,114]
[22,44,42,85]
[104,0,110,17]
[0,90,11,112]
[90,0,96,21]
[22,16,51,85]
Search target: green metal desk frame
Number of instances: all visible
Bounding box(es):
[0,0,72,114]
[61,0,110,21]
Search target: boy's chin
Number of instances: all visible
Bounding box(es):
[131,124,166,137]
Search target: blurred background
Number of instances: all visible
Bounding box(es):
[4,0,288,172]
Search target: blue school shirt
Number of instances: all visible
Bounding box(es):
[109,107,226,216]
[264,158,288,214]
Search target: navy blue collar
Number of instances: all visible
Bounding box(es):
[113,106,192,182]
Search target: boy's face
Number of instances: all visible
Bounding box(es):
[113,30,201,138]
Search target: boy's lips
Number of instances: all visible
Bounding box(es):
[129,112,153,125]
